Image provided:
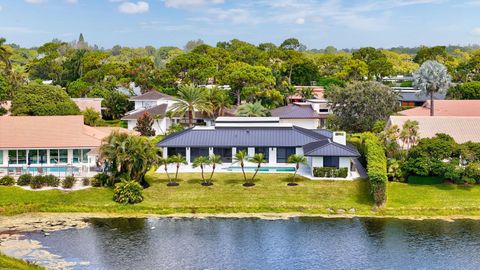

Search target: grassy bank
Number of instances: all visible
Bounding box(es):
[0,253,44,270]
[1,172,480,217]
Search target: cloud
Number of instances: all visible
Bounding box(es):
[66,0,78,4]
[118,1,149,14]
[472,27,480,37]
[25,0,46,4]
[295,18,305,24]
[164,0,224,9]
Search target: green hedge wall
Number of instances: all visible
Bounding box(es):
[313,167,348,178]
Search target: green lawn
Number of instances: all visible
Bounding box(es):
[0,253,44,270]
[2,172,480,217]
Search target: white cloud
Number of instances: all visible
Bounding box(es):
[25,0,46,4]
[118,1,149,14]
[472,27,480,37]
[295,18,305,24]
[164,0,224,9]
[66,0,78,4]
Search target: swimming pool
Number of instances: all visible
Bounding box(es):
[226,166,295,172]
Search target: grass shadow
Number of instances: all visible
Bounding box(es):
[354,180,374,206]
[433,184,456,191]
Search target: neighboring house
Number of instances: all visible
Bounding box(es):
[158,117,362,179]
[270,103,329,129]
[71,98,103,114]
[398,100,480,116]
[288,86,325,103]
[393,87,445,107]
[387,116,480,145]
[122,91,217,135]
[0,115,136,177]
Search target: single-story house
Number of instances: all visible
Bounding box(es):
[398,100,480,116]
[392,88,445,107]
[270,103,329,129]
[0,115,135,177]
[157,117,362,179]
[387,116,480,145]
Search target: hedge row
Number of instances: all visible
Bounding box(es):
[313,167,348,178]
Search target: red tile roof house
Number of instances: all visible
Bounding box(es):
[398,100,480,116]
[0,115,136,177]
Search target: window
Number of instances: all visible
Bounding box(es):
[59,149,68,163]
[28,150,39,164]
[82,150,89,163]
[0,150,2,164]
[18,150,27,164]
[8,150,16,164]
[255,147,269,161]
[39,150,47,164]
[73,149,81,164]
[277,147,296,163]
[167,147,186,157]
[190,148,209,161]
[50,149,59,164]
[236,147,248,154]
[323,156,339,168]
[214,148,232,163]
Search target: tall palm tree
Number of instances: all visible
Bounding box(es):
[192,156,210,185]
[208,154,223,185]
[287,154,307,186]
[236,101,269,117]
[300,87,314,101]
[0,38,12,74]
[169,153,187,186]
[209,87,232,116]
[248,153,266,187]
[233,150,248,184]
[159,157,172,184]
[413,60,451,116]
[399,120,419,153]
[170,84,212,128]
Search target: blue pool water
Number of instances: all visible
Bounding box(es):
[227,166,295,172]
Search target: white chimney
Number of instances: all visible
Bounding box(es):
[332,131,346,145]
[311,103,320,113]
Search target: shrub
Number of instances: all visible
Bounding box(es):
[407,175,444,185]
[387,158,404,182]
[62,176,76,189]
[82,177,91,186]
[93,173,110,187]
[402,157,431,177]
[17,174,33,186]
[30,175,45,189]
[0,176,15,186]
[362,133,388,207]
[465,162,480,183]
[90,177,101,187]
[463,176,476,185]
[44,175,60,187]
[113,180,144,204]
[444,165,464,184]
[313,167,348,178]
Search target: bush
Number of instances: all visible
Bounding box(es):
[62,176,76,189]
[17,174,33,186]
[402,157,431,177]
[82,177,91,186]
[93,173,110,187]
[444,165,464,184]
[30,175,45,189]
[44,175,60,187]
[0,176,15,186]
[90,177,101,187]
[113,180,144,204]
[407,175,444,185]
[313,167,348,178]
[362,133,388,206]
[463,177,476,185]
[465,162,480,183]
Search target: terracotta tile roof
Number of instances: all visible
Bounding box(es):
[0,116,138,149]
[71,98,103,113]
[270,104,320,119]
[398,100,480,116]
[130,91,175,101]
[121,104,168,120]
[388,116,480,143]
[288,86,325,100]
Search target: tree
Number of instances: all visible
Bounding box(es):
[184,39,205,52]
[166,52,216,85]
[135,112,156,137]
[236,101,269,117]
[169,153,187,186]
[0,37,12,74]
[103,91,132,120]
[335,59,368,81]
[208,154,222,185]
[413,46,448,64]
[247,153,266,187]
[280,38,306,52]
[83,107,101,126]
[300,87,314,101]
[233,150,248,184]
[170,84,212,128]
[399,120,419,151]
[192,156,210,186]
[447,81,480,99]
[208,87,232,116]
[287,154,307,186]
[11,84,80,116]
[413,60,451,116]
[326,81,400,132]
[100,131,159,186]
[352,47,392,80]
[158,157,172,184]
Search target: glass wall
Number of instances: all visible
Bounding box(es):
[50,149,59,164]
[8,150,27,165]
[276,147,296,163]
[323,156,340,168]
[59,150,68,163]
[167,147,186,157]
[73,149,81,163]
[190,147,209,161]
[255,147,269,161]
[213,148,232,163]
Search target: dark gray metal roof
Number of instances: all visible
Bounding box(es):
[121,104,168,120]
[303,140,360,157]
[158,126,328,148]
[398,92,445,102]
[130,91,175,101]
[270,104,320,119]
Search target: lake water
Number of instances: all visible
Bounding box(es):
[22,217,480,270]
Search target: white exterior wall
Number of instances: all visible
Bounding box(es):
[186,147,191,163]
[127,120,137,131]
[152,118,168,135]
[339,157,351,174]
[295,147,304,155]
[269,148,277,164]
[279,119,318,129]
[247,147,255,157]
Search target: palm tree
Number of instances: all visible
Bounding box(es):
[159,156,172,184]
[168,153,187,186]
[209,87,232,116]
[170,84,212,128]
[413,60,451,116]
[300,87,314,101]
[208,154,222,185]
[247,153,266,187]
[192,156,210,185]
[399,120,419,153]
[287,154,307,186]
[233,150,248,184]
[0,38,12,74]
[236,101,269,117]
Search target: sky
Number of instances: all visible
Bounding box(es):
[0,0,480,49]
